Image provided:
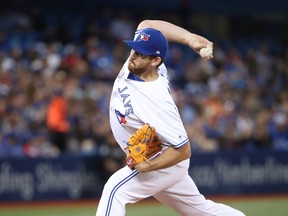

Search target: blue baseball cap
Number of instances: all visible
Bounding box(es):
[124,28,168,59]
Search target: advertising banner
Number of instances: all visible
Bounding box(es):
[0,156,106,201]
[1,151,288,201]
[189,151,288,194]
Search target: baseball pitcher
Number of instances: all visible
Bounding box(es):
[95,20,245,216]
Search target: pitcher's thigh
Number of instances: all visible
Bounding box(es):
[96,166,167,216]
[154,175,245,216]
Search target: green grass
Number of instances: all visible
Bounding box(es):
[0,207,94,216]
[226,199,288,216]
[127,198,288,216]
[0,198,287,216]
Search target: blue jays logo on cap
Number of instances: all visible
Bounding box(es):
[139,32,150,42]
[124,28,168,59]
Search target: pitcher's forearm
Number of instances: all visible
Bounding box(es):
[134,144,191,173]
[137,19,213,52]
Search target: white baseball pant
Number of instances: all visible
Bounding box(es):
[95,164,245,216]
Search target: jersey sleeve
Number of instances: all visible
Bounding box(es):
[148,109,189,149]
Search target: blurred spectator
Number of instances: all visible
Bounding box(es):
[0,132,24,156]
[269,111,288,151]
[46,89,69,153]
[109,10,135,41]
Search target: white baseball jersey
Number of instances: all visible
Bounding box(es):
[96,60,245,216]
[109,60,189,153]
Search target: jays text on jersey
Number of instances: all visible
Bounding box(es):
[109,61,189,155]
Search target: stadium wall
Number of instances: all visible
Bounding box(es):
[0,151,288,202]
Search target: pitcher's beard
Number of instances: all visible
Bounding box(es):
[128,62,145,75]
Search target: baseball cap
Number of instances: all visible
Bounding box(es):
[124,28,168,59]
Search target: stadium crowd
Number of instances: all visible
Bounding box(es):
[0,5,288,159]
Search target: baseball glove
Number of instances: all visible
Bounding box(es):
[125,123,162,169]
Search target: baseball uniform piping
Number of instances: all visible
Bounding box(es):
[105,170,139,216]
[174,138,189,148]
